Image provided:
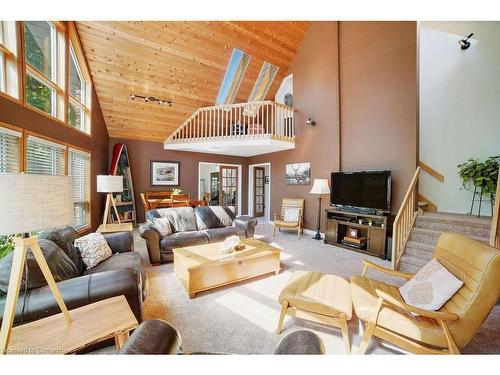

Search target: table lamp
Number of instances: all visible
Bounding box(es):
[97,175,123,229]
[0,174,74,354]
[309,178,331,240]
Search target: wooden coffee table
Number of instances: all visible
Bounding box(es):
[173,238,281,298]
[6,295,137,354]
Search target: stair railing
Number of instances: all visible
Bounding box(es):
[165,101,294,144]
[490,169,500,249]
[392,167,421,270]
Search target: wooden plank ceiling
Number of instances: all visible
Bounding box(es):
[76,21,310,142]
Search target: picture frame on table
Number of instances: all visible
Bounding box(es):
[150,161,180,186]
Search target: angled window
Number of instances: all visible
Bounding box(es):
[216,48,251,105]
[24,21,65,120]
[0,126,22,173]
[25,134,66,176]
[248,62,279,102]
[68,42,91,134]
[0,21,20,99]
[68,148,90,230]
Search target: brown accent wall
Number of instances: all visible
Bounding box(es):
[339,21,418,212]
[109,138,249,223]
[249,21,417,230]
[249,22,341,230]
[0,88,109,231]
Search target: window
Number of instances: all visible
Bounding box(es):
[24,21,65,120]
[68,148,90,230]
[0,21,20,99]
[0,126,22,173]
[26,134,66,175]
[216,48,251,105]
[68,43,91,133]
[248,62,279,102]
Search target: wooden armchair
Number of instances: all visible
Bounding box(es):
[273,198,304,239]
[140,193,151,213]
[350,232,500,354]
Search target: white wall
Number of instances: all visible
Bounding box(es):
[198,163,219,199]
[419,22,500,216]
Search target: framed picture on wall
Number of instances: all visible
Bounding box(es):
[150,161,180,186]
[285,162,311,185]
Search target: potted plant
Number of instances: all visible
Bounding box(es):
[457,156,499,216]
[0,235,14,259]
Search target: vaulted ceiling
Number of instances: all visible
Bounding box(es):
[76,21,310,142]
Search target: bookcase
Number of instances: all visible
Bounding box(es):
[108,143,137,226]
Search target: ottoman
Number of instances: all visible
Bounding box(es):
[277,270,353,353]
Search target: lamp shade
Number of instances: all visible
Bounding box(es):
[309,178,330,195]
[97,175,123,193]
[0,174,74,235]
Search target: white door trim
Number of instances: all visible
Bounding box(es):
[248,162,271,219]
[198,162,242,216]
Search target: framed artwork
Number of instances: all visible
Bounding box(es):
[150,161,180,186]
[285,162,311,185]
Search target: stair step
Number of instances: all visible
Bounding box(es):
[405,240,435,256]
[416,213,491,238]
[399,262,421,274]
[410,227,489,246]
[400,253,431,269]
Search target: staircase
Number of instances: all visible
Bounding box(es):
[399,212,492,273]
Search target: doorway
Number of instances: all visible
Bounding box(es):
[248,162,271,221]
[198,162,242,215]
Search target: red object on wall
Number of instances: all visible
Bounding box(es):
[109,143,124,175]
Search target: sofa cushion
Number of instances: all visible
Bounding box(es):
[203,227,244,243]
[74,233,113,269]
[38,226,84,274]
[0,239,79,294]
[152,217,173,236]
[160,231,208,251]
[194,206,236,230]
[83,251,146,300]
[150,207,198,233]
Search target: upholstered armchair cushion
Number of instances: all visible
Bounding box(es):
[147,207,197,233]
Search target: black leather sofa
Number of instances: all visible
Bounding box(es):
[139,206,257,264]
[119,319,325,355]
[0,226,147,326]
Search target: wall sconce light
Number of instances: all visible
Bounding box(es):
[305,118,316,126]
[458,33,474,50]
[130,94,173,106]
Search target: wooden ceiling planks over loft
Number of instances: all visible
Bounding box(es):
[76,21,310,142]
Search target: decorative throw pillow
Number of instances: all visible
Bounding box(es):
[283,208,300,222]
[74,233,113,269]
[152,217,173,236]
[399,258,463,312]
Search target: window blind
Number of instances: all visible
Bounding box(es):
[26,135,65,175]
[68,148,90,230]
[0,126,21,173]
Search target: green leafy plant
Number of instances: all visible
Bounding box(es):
[172,188,182,195]
[0,235,14,259]
[457,156,500,196]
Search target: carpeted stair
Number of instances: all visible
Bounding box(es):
[399,212,491,273]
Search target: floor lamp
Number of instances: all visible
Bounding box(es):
[97,175,124,229]
[0,174,75,354]
[310,179,331,240]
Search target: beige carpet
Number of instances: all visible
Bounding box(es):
[134,224,500,355]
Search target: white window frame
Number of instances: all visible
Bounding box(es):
[68,147,91,231]
[0,21,20,100]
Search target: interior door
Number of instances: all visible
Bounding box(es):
[209,172,220,206]
[254,167,265,217]
[220,165,238,209]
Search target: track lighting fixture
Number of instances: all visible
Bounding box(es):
[129,94,173,106]
[458,33,474,50]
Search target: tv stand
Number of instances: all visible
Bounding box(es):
[324,208,388,259]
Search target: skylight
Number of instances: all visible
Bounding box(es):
[216,48,251,105]
[248,61,279,102]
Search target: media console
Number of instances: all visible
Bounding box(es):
[324,208,388,259]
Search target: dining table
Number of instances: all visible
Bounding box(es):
[147,198,207,209]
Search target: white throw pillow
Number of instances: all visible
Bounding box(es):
[152,217,173,236]
[74,233,113,269]
[283,208,300,222]
[399,258,463,312]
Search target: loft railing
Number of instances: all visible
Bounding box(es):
[165,101,294,143]
[392,167,420,270]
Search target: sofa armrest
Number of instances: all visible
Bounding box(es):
[103,231,134,254]
[139,222,162,264]
[0,268,144,326]
[119,319,182,354]
[234,215,257,238]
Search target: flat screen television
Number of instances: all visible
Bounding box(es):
[330,170,391,214]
